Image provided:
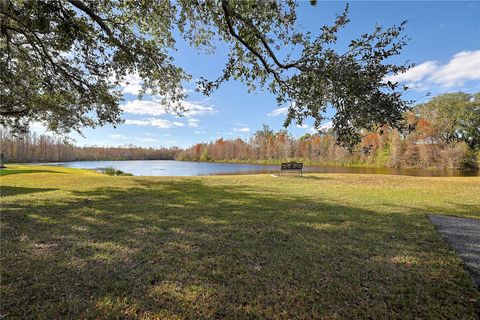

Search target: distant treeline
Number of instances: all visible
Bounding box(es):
[0,130,179,162]
[177,125,478,170]
[178,92,480,170]
[1,92,479,169]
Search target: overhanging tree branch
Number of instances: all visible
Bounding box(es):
[224,3,303,70]
[220,0,285,85]
[67,0,136,60]
[1,0,412,148]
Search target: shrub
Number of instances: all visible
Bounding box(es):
[100,167,133,176]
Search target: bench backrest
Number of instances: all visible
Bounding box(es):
[281,162,303,170]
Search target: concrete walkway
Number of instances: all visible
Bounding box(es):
[429,215,480,287]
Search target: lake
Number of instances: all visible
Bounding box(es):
[36,160,479,177]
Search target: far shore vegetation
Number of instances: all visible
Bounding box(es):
[2,92,479,171]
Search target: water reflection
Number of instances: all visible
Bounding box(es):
[31,160,479,177]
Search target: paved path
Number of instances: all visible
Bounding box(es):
[429,215,480,287]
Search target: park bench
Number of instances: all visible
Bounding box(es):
[280,162,303,176]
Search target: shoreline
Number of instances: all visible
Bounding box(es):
[4,162,479,178]
[8,158,478,172]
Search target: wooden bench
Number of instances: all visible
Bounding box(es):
[280,162,303,176]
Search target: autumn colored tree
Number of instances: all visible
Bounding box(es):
[417,92,480,150]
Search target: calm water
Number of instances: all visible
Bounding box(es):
[35,160,479,177]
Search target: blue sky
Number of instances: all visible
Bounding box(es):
[37,1,480,148]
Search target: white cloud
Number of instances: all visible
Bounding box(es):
[150,119,184,128]
[195,130,206,134]
[121,98,217,119]
[268,107,289,116]
[296,123,309,129]
[119,73,143,95]
[181,102,217,117]
[124,119,151,126]
[188,118,200,128]
[234,127,250,133]
[384,50,480,89]
[121,100,167,116]
[117,73,189,96]
[124,118,184,129]
[384,61,438,83]
[429,51,480,87]
[320,121,333,130]
[302,121,333,134]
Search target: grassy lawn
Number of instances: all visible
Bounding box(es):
[1,165,479,319]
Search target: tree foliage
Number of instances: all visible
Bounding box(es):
[1,0,412,147]
[417,92,480,150]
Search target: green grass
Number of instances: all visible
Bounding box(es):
[1,165,479,319]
